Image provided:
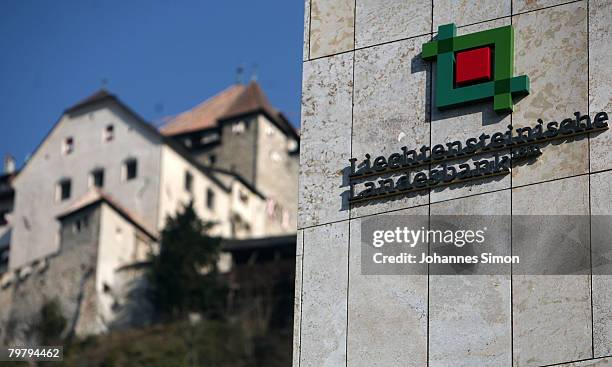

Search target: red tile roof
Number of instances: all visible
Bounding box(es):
[160,84,245,136]
[160,82,299,139]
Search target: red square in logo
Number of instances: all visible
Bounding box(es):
[455,47,491,86]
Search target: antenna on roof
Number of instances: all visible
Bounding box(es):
[101,77,109,89]
[250,63,259,82]
[3,155,15,174]
[235,66,244,85]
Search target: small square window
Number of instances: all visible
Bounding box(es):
[90,169,105,188]
[73,215,88,233]
[0,211,8,226]
[239,190,248,204]
[265,125,274,136]
[63,137,74,155]
[124,159,137,181]
[185,171,193,192]
[57,179,71,202]
[206,188,215,210]
[0,248,8,267]
[104,125,114,142]
[232,121,246,134]
[209,155,216,165]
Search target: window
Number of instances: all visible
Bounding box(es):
[206,188,215,210]
[200,132,219,145]
[184,171,193,192]
[209,155,216,165]
[104,124,114,142]
[73,215,88,233]
[232,121,246,134]
[0,211,8,226]
[239,190,249,204]
[90,168,105,188]
[265,125,274,136]
[0,247,8,270]
[123,159,138,181]
[63,137,74,155]
[57,179,71,202]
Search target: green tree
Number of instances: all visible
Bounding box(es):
[148,201,227,319]
[37,298,67,345]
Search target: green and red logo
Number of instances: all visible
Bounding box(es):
[422,23,529,112]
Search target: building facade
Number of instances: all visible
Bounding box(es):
[0,165,15,274]
[294,1,612,367]
[161,81,300,233]
[0,84,298,343]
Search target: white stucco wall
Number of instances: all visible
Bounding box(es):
[158,145,230,237]
[217,170,290,238]
[10,102,163,269]
[95,202,150,328]
[227,178,267,238]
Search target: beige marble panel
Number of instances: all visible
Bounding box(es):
[347,206,428,367]
[512,275,592,366]
[310,0,354,59]
[431,19,512,203]
[433,0,510,28]
[590,170,612,357]
[300,221,349,367]
[512,1,589,187]
[512,176,592,367]
[429,190,511,367]
[303,0,311,61]
[589,0,612,172]
[293,230,304,367]
[557,357,612,366]
[355,0,431,49]
[513,0,576,14]
[299,53,353,228]
[351,35,430,217]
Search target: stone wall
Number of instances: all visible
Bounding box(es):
[195,116,259,185]
[0,202,156,345]
[294,0,612,366]
[0,205,102,345]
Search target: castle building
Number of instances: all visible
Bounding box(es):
[161,81,300,232]
[0,83,298,342]
[0,162,15,274]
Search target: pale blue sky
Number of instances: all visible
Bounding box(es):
[0,0,304,166]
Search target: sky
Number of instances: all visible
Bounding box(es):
[0,0,305,167]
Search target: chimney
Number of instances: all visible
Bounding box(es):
[4,155,15,174]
